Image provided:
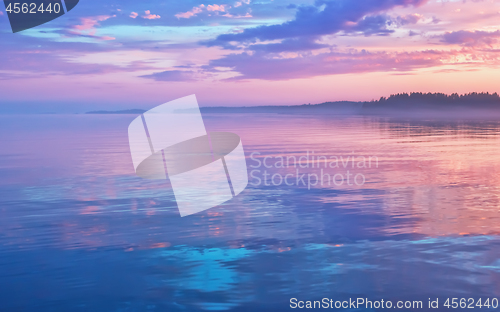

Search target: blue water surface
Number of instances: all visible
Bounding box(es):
[1,114,500,311]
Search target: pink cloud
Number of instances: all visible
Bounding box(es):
[397,13,423,25]
[441,30,500,47]
[222,12,252,18]
[72,15,113,32]
[207,4,226,12]
[69,15,115,40]
[0,11,4,16]
[175,5,204,19]
[234,0,250,6]
[175,4,229,18]
[142,10,161,20]
[130,12,138,18]
[205,49,469,81]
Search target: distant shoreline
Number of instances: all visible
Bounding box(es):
[86,109,147,115]
[86,92,500,116]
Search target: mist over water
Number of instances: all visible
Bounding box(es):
[2,113,500,311]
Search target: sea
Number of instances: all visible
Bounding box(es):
[1,113,500,311]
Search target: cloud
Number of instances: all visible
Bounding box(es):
[396,13,423,25]
[204,0,428,49]
[204,48,455,81]
[221,12,252,18]
[130,12,138,19]
[175,3,248,19]
[234,0,250,7]
[0,28,176,80]
[72,15,113,32]
[346,14,395,36]
[207,4,226,12]
[142,10,161,20]
[249,37,329,52]
[140,70,195,81]
[175,4,205,19]
[441,30,500,47]
[0,49,139,78]
[69,15,116,40]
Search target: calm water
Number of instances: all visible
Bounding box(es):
[2,113,500,311]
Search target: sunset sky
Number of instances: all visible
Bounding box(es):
[2,0,500,112]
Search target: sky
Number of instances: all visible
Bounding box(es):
[2,0,500,112]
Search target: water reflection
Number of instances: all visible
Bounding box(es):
[1,114,500,311]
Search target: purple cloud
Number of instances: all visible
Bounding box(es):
[204,0,428,49]
[346,14,394,36]
[441,30,500,47]
[0,35,156,78]
[249,37,329,52]
[140,70,196,82]
[205,49,445,80]
[396,13,423,25]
